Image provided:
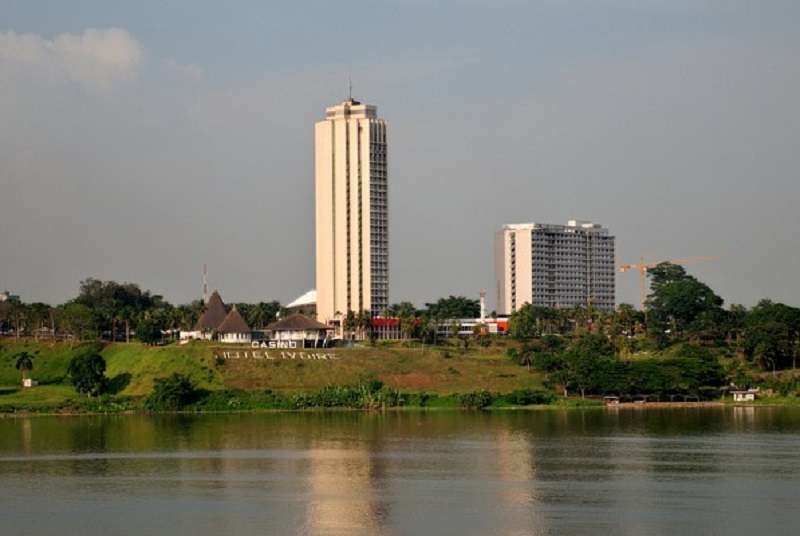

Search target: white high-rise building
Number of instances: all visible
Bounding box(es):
[495,220,615,315]
[315,98,388,325]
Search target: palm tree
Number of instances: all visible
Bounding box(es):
[15,351,35,383]
[11,301,25,341]
[343,311,358,342]
[517,345,534,372]
[357,310,372,342]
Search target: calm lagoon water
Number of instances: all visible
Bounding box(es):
[1,407,799,535]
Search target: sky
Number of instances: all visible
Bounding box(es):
[1,0,798,309]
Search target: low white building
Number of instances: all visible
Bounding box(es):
[217,307,252,344]
[732,389,759,402]
[264,314,331,347]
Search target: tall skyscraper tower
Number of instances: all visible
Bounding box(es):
[315,98,388,325]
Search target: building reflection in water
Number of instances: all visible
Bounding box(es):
[492,427,543,535]
[732,405,756,427]
[303,439,390,535]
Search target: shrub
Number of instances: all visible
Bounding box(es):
[290,382,402,410]
[459,390,494,409]
[191,389,292,411]
[503,388,554,406]
[292,385,361,409]
[405,392,432,407]
[361,384,403,409]
[365,379,384,393]
[147,373,198,411]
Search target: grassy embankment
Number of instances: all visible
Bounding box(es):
[0,339,551,413]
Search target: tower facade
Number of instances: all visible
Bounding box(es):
[495,220,615,315]
[315,99,388,325]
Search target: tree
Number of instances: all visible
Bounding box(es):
[562,334,615,398]
[400,314,417,344]
[472,323,491,346]
[119,305,136,343]
[342,311,358,342]
[448,320,461,340]
[509,336,565,374]
[9,301,26,340]
[725,304,748,347]
[610,303,642,337]
[357,310,373,342]
[419,318,438,345]
[458,333,471,354]
[508,304,568,339]
[74,278,164,341]
[508,343,535,371]
[386,302,417,318]
[509,303,537,340]
[68,353,107,397]
[0,301,12,334]
[57,303,96,340]
[424,296,480,319]
[14,351,35,383]
[26,302,52,340]
[137,314,166,345]
[646,263,724,334]
[241,301,281,329]
[743,300,800,371]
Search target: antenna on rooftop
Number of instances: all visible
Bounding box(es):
[348,74,353,101]
[202,264,208,304]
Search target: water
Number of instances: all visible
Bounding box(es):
[1,407,799,535]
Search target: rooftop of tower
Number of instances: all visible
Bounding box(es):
[502,221,610,234]
[324,98,377,119]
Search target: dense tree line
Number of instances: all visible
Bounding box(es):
[503,262,800,395]
[0,278,282,345]
[3,264,798,386]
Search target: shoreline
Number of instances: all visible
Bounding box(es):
[2,400,797,418]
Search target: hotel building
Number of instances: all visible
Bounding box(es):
[495,220,615,314]
[315,98,388,325]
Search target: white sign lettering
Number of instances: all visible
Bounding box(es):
[251,340,300,349]
[218,351,337,361]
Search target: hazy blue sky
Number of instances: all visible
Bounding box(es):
[1,1,798,309]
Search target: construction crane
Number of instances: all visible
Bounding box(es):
[619,256,719,310]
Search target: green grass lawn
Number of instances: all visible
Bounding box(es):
[0,384,77,410]
[218,343,544,394]
[0,339,545,411]
[0,341,103,385]
[103,342,224,396]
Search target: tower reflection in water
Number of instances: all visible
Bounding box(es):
[302,438,389,534]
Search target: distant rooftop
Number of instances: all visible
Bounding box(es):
[265,314,329,332]
[324,99,377,119]
[194,290,227,331]
[286,289,316,308]
[502,220,608,232]
[217,307,251,334]
[0,291,20,303]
